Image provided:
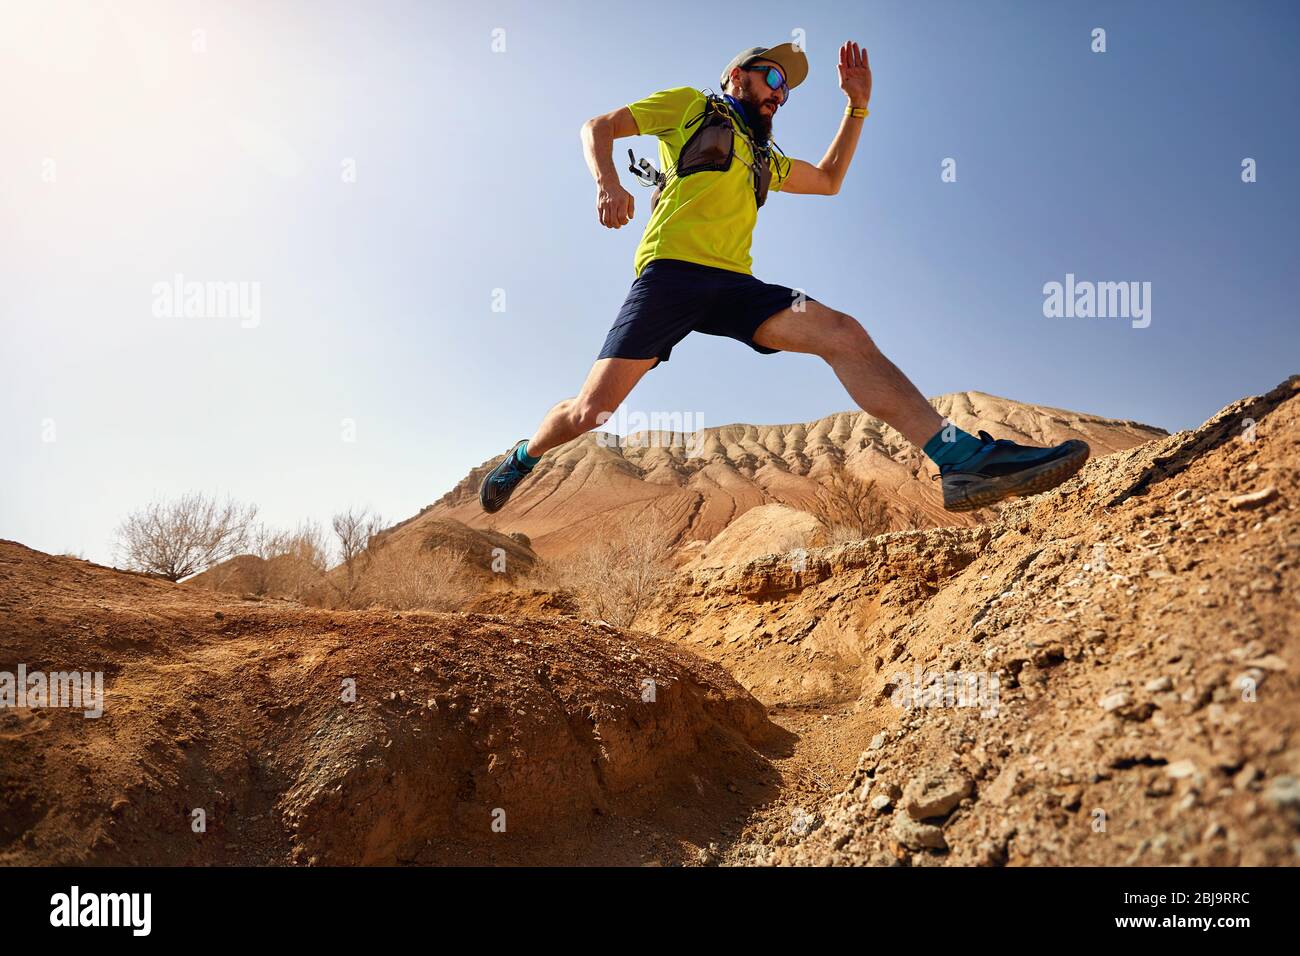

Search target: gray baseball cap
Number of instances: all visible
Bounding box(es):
[720,42,809,93]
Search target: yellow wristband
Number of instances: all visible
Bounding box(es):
[845,105,869,119]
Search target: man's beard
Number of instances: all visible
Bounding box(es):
[735,87,775,141]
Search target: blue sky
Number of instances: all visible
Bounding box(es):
[2,0,1297,563]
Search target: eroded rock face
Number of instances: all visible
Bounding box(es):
[640,526,993,707]
[728,377,1300,867]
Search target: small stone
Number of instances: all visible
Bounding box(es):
[869,794,892,812]
[1144,676,1173,692]
[1099,691,1130,712]
[869,732,887,751]
[1244,654,1288,672]
[903,770,973,821]
[1264,775,1300,809]
[1234,765,1260,790]
[891,814,947,851]
[1228,487,1278,511]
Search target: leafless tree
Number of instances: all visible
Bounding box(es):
[810,466,893,543]
[332,507,383,600]
[115,493,257,582]
[901,503,933,530]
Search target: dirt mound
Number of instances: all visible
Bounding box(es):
[186,553,328,600]
[402,393,1165,561]
[187,518,538,609]
[0,542,777,865]
[369,516,537,579]
[667,376,1298,866]
[682,503,823,571]
[463,588,583,619]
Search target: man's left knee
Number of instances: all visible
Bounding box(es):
[820,309,877,358]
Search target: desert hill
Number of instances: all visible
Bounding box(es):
[407,391,1166,560]
[1,378,1294,867]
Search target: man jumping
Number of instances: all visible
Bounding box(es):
[481,41,1088,515]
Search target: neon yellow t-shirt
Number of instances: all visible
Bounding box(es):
[627,87,790,277]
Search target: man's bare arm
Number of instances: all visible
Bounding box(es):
[581,106,642,228]
[782,41,872,197]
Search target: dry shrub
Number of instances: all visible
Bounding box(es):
[900,503,934,531]
[355,544,472,612]
[529,515,675,629]
[252,521,330,599]
[115,493,258,582]
[809,467,893,544]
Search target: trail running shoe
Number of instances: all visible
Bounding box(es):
[939,431,1090,512]
[479,440,534,514]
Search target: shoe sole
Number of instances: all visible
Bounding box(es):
[943,441,1090,512]
[479,442,529,514]
[478,470,503,513]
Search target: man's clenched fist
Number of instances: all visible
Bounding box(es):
[597,182,636,228]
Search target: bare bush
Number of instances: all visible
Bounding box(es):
[901,503,933,530]
[356,545,472,611]
[532,515,675,628]
[809,467,893,543]
[247,520,330,598]
[332,507,383,602]
[115,494,257,582]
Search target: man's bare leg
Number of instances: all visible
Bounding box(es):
[753,300,943,448]
[481,356,658,512]
[525,356,659,457]
[752,300,1090,511]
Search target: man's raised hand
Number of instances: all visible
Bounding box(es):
[838,41,872,109]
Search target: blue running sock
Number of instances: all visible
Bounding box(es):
[923,424,984,468]
[515,442,540,470]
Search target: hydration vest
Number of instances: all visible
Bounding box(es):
[628,93,788,214]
